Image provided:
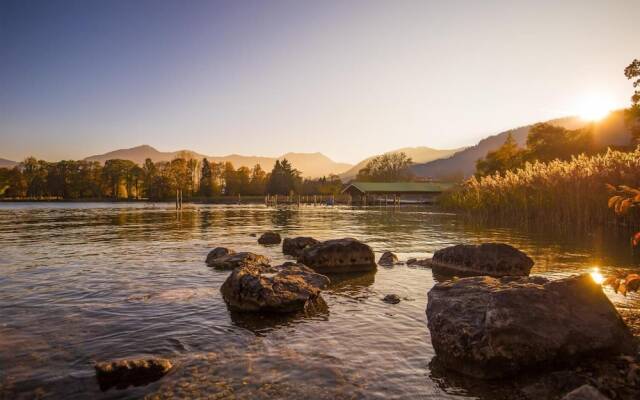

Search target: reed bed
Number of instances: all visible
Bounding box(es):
[441,148,640,231]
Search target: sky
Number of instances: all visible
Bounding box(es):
[0,0,638,164]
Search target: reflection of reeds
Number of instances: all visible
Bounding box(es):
[441,148,640,231]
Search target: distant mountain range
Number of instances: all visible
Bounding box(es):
[411,112,632,180]
[339,146,463,181]
[84,145,353,178]
[0,158,17,168]
[3,112,632,180]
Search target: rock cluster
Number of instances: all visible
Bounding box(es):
[426,274,635,379]
[430,243,534,277]
[95,358,172,390]
[220,262,330,313]
[297,238,376,274]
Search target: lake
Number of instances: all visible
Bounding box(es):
[0,203,638,399]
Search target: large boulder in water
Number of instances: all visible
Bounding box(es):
[426,274,635,379]
[220,262,330,313]
[297,238,376,274]
[206,249,269,270]
[282,236,319,257]
[258,231,281,245]
[430,243,533,277]
[95,357,172,390]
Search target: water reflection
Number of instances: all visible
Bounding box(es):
[0,203,638,400]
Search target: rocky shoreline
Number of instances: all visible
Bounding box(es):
[92,238,639,399]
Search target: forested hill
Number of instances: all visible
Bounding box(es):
[410,112,631,180]
[84,145,352,178]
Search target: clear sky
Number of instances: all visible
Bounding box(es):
[1,0,638,163]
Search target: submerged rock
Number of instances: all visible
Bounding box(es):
[562,385,610,400]
[95,357,172,390]
[406,258,432,267]
[220,262,330,313]
[430,243,533,277]
[426,274,635,379]
[378,251,399,266]
[205,250,269,270]
[282,236,319,257]
[258,231,281,245]
[382,294,401,304]
[298,238,376,274]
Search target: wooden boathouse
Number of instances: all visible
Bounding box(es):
[341,181,454,205]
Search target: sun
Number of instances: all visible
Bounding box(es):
[575,94,615,121]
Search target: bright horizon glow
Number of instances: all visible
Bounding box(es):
[575,94,616,121]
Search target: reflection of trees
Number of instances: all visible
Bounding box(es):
[270,207,301,228]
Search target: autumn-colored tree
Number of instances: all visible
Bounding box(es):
[356,152,414,182]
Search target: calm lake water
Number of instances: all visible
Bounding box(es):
[1,203,638,399]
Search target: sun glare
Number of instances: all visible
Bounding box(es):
[576,94,614,121]
[590,267,604,284]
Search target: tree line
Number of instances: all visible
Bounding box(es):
[0,156,349,200]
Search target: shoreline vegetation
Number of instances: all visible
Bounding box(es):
[441,147,640,232]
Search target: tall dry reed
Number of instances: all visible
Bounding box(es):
[441,148,640,231]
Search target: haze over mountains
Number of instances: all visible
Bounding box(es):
[84,145,352,178]
[411,111,632,180]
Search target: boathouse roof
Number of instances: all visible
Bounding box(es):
[342,181,455,195]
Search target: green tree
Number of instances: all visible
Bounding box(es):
[199,158,214,197]
[266,159,301,195]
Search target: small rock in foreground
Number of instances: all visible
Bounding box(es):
[95,358,172,390]
[258,231,282,245]
[382,294,401,304]
[378,252,399,266]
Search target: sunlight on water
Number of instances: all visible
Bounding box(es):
[0,203,637,399]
